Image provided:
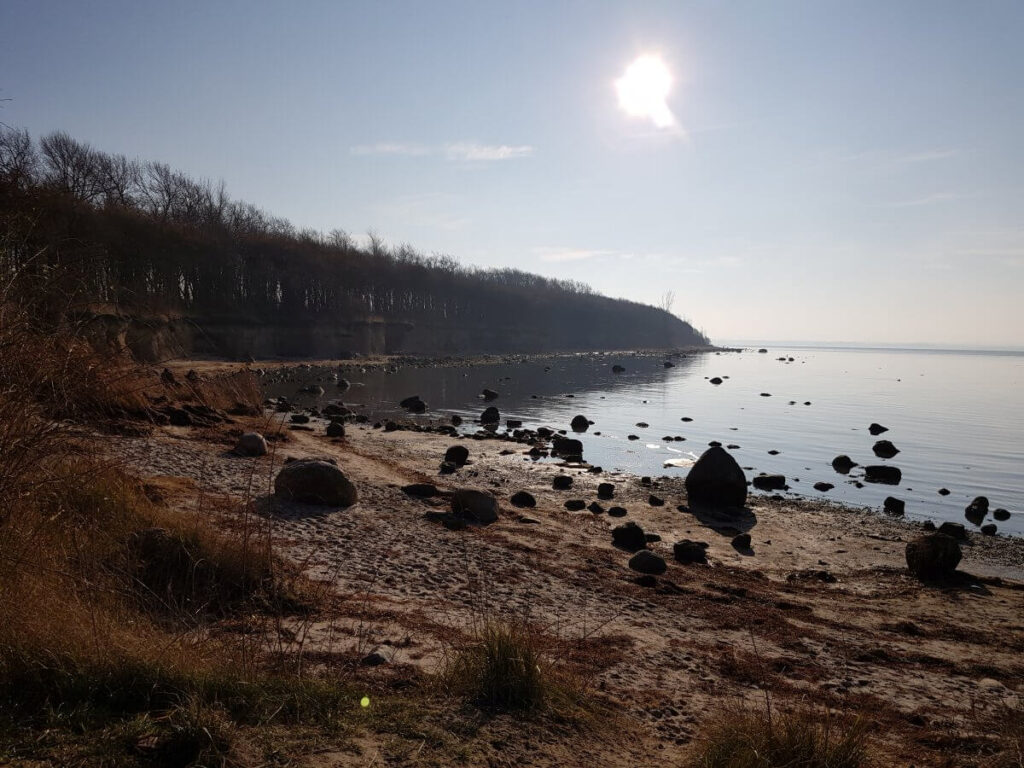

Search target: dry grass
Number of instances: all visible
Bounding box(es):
[690,703,870,768]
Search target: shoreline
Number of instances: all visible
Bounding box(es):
[99,392,1024,764]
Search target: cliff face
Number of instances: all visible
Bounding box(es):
[83,313,704,361]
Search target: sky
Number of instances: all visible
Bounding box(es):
[3,0,1024,346]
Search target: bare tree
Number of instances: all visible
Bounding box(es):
[0,127,37,189]
[659,290,676,314]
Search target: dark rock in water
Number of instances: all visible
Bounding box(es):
[301,384,325,395]
[612,522,647,551]
[400,395,424,409]
[767,449,780,455]
[598,482,614,499]
[760,392,772,397]
[906,534,961,579]
[628,550,667,575]
[965,496,989,524]
[883,496,905,516]
[708,441,721,447]
[937,521,967,540]
[709,377,723,385]
[552,436,583,458]
[481,388,499,401]
[753,474,787,491]
[685,446,747,509]
[326,421,346,438]
[564,499,586,511]
[510,491,536,508]
[993,508,1010,521]
[336,378,350,390]
[552,475,573,490]
[938,488,950,496]
[627,435,639,441]
[731,533,752,550]
[570,414,590,432]
[274,460,358,507]
[451,414,463,426]
[873,440,900,459]
[439,461,457,475]
[813,482,834,492]
[506,419,523,428]
[758,348,768,353]
[234,432,268,457]
[663,361,675,368]
[980,523,997,536]
[480,406,500,424]
[648,494,665,507]
[608,506,628,517]
[537,427,554,438]
[451,489,499,525]
[444,445,470,466]
[864,465,902,484]
[832,455,856,474]
[402,483,438,498]
[868,423,889,436]
[612,364,626,373]
[635,422,649,428]
[588,501,604,515]
[673,539,709,564]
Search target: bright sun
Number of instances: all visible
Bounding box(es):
[615,54,675,129]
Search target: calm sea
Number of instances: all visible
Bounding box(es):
[271,346,1024,536]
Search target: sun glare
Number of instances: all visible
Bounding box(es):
[615,54,675,129]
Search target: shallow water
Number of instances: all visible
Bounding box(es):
[268,346,1024,537]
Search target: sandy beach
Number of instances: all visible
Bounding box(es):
[100,381,1024,767]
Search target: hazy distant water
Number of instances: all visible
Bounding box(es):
[272,347,1024,536]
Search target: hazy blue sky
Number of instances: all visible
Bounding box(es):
[3,1,1023,345]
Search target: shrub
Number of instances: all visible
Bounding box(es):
[691,705,870,768]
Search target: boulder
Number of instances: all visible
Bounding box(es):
[438,461,457,475]
[451,489,499,525]
[993,508,1010,521]
[628,550,667,575]
[608,506,628,517]
[906,533,961,579]
[864,465,902,484]
[564,499,586,511]
[831,455,856,474]
[965,497,989,526]
[732,533,752,550]
[709,377,723,385]
[552,475,573,490]
[480,406,500,424]
[336,378,350,390]
[612,522,647,551]
[481,388,499,401]
[648,494,665,506]
[326,421,345,438]
[868,423,889,436]
[813,482,834,492]
[510,491,536,508]
[597,482,615,499]
[883,496,905,516]
[570,414,590,432]
[752,474,787,491]
[937,521,968,540]
[444,445,470,466]
[451,414,463,426]
[551,436,583,457]
[673,539,709,564]
[873,440,900,459]
[274,460,358,507]
[234,432,268,457]
[684,446,748,509]
[980,523,997,536]
[612,364,626,373]
[399,395,423,409]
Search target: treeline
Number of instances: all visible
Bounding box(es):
[0,127,709,351]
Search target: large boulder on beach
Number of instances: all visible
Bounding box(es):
[451,489,499,525]
[673,539,709,564]
[274,460,357,507]
[234,432,268,457]
[551,436,583,460]
[326,421,345,438]
[444,445,470,466]
[480,406,500,424]
[628,550,667,575]
[684,446,747,509]
[612,522,647,551]
[552,475,573,490]
[906,533,961,579]
[864,465,902,484]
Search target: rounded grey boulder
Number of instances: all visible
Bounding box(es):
[234,432,268,457]
[451,488,499,525]
[274,459,358,507]
[685,446,747,509]
[906,533,961,579]
[628,550,667,575]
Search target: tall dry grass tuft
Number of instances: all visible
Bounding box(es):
[690,704,870,768]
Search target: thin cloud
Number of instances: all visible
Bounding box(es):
[350,141,534,162]
[533,247,615,263]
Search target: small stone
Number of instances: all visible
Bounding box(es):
[732,533,752,550]
[510,491,536,508]
[673,540,709,564]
